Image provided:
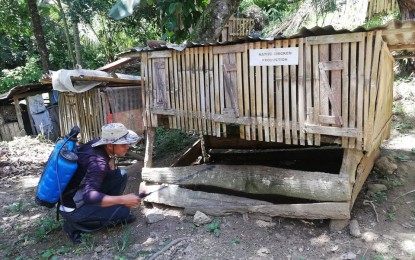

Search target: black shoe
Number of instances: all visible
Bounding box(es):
[63,222,84,244]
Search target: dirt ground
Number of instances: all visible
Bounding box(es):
[2,78,415,260]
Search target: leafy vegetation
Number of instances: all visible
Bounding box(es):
[34,216,62,242]
[206,219,220,237]
[153,127,198,160]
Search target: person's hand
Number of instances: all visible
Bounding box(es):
[122,193,142,208]
[109,158,115,170]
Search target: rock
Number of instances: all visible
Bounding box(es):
[256,247,271,256]
[361,231,379,242]
[349,219,361,237]
[367,183,387,193]
[255,220,276,228]
[146,213,165,224]
[375,156,397,175]
[193,211,212,226]
[340,252,357,259]
[329,219,349,231]
[94,245,104,253]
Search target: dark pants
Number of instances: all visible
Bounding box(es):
[60,170,131,239]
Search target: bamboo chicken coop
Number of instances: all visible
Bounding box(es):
[134,20,415,222]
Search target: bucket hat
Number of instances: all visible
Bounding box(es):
[92,123,141,147]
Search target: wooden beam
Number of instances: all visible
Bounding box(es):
[140,183,350,219]
[13,96,25,134]
[393,54,415,60]
[144,127,156,168]
[388,44,415,51]
[142,164,351,201]
[70,75,141,85]
[304,124,360,137]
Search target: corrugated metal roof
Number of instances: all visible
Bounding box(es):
[0,83,52,103]
[117,19,415,58]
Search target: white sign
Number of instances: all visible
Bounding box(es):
[249,47,299,66]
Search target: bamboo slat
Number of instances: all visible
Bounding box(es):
[255,41,263,141]
[275,41,283,143]
[214,49,221,137]
[195,48,202,134]
[243,43,251,140]
[249,42,256,140]
[305,40,313,145]
[283,40,291,144]
[237,48,244,139]
[268,41,276,142]
[290,39,298,145]
[261,41,270,142]
[348,42,357,149]
[208,46,215,136]
[363,32,374,151]
[298,38,305,145]
[312,44,321,145]
[340,43,349,148]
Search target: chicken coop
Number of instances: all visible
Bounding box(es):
[134,20,415,222]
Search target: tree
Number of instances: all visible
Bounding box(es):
[397,0,415,20]
[26,0,50,73]
[190,0,244,42]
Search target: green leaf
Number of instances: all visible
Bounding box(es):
[214,228,220,237]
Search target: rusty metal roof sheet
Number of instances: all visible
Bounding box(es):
[117,19,415,58]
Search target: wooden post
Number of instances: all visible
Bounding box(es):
[144,127,156,168]
[13,96,26,135]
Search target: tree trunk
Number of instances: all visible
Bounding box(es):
[397,0,415,20]
[190,0,243,42]
[142,164,351,201]
[56,0,76,68]
[73,21,82,67]
[26,0,50,73]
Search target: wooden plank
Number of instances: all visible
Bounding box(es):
[363,32,374,151]
[290,38,298,145]
[141,182,273,211]
[186,48,194,131]
[214,49,221,137]
[198,47,206,134]
[195,48,202,134]
[366,31,382,153]
[255,41,263,141]
[348,42,357,148]
[298,38,305,145]
[148,50,172,59]
[249,42,256,140]
[305,39,313,145]
[190,48,198,132]
[319,44,330,125]
[13,96,24,135]
[208,46,215,136]
[184,202,350,219]
[262,41,270,142]
[282,40,291,144]
[312,45,321,145]
[356,38,365,150]
[237,47,244,139]
[171,139,202,167]
[268,41,276,142]
[351,148,380,208]
[168,49,176,129]
[219,54,226,137]
[242,43,251,140]
[306,33,365,45]
[275,41,283,143]
[142,164,351,201]
[304,124,360,137]
[212,44,245,54]
[144,127,156,168]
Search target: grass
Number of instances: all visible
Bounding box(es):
[34,216,62,243]
[206,219,220,237]
[113,225,132,258]
[153,127,198,160]
[4,200,29,214]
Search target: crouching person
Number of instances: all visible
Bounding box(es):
[60,123,142,243]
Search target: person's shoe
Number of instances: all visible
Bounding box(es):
[63,222,84,244]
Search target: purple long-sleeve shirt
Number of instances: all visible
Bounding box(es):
[61,139,113,208]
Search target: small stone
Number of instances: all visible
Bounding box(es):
[361,231,379,242]
[375,156,397,175]
[193,211,212,226]
[367,183,387,193]
[146,213,165,224]
[255,220,276,228]
[331,245,339,252]
[340,252,357,259]
[95,245,104,253]
[256,247,271,256]
[349,219,361,237]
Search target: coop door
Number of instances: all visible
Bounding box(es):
[222,61,240,117]
[152,59,168,109]
[318,61,343,126]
